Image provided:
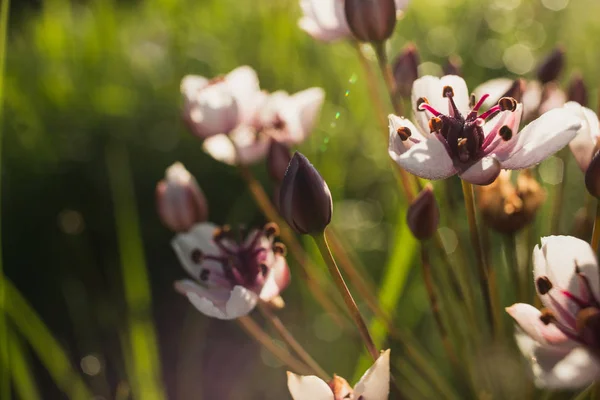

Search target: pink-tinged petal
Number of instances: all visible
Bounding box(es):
[171,223,221,279]
[353,349,390,400]
[259,255,290,301]
[298,0,351,42]
[482,105,523,156]
[389,135,456,180]
[287,372,334,400]
[565,101,600,172]
[515,332,600,389]
[174,281,257,320]
[288,87,325,143]
[494,108,581,170]
[459,157,501,186]
[522,81,542,121]
[182,81,239,138]
[538,83,566,116]
[534,236,600,319]
[224,66,261,125]
[473,78,514,109]
[180,75,209,101]
[506,304,571,345]
[203,127,270,166]
[388,114,427,144]
[395,0,410,10]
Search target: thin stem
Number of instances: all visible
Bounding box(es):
[551,148,569,234]
[258,304,330,381]
[420,242,458,367]
[591,201,600,252]
[461,180,495,333]
[312,231,378,360]
[237,315,312,375]
[504,233,524,302]
[372,41,402,116]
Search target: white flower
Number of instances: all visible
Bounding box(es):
[565,101,600,172]
[287,349,390,400]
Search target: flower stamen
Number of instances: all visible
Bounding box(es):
[397,126,412,141]
[428,117,443,133]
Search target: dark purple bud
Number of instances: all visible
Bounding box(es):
[156,162,208,232]
[267,140,292,183]
[501,79,526,104]
[585,151,600,198]
[536,47,565,84]
[279,152,332,235]
[442,56,462,76]
[407,184,439,240]
[344,0,397,43]
[393,43,419,98]
[567,73,588,107]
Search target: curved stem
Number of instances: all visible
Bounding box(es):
[372,41,402,116]
[591,201,600,253]
[259,304,330,381]
[312,231,378,360]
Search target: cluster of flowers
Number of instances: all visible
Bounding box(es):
[155,0,600,397]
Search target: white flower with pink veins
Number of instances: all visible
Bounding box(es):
[172,223,290,320]
[507,236,600,389]
[388,75,582,185]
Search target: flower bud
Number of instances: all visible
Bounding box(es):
[344,0,397,43]
[536,47,565,84]
[501,79,526,104]
[585,151,600,198]
[156,162,208,232]
[443,56,462,76]
[478,170,545,234]
[279,152,332,235]
[568,73,588,107]
[406,184,439,240]
[393,44,419,98]
[267,140,292,183]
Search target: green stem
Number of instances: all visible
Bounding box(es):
[504,233,523,302]
[312,231,378,360]
[551,148,569,234]
[591,201,600,253]
[461,180,495,333]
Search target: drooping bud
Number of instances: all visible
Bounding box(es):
[267,140,292,183]
[442,55,462,76]
[279,152,332,235]
[585,151,600,198]
[392,43,419,97]
[536,47,565,84]
[344,0,397,43]
[156,162,208,232]
[568,73,588,106]
[407,184,439,240]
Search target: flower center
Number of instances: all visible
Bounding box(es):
[417,86,517,167]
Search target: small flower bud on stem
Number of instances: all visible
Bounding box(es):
[344,0,397,43]
[536,47,565,84]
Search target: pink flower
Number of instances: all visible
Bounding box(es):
[287,349,390,400]
[172,223,290,320]
[202,88,325,166]
[298,0,409,42]
[506,236,600,389]
[181,66,260,138]
[388,75,581,185]
[565,101,600,172]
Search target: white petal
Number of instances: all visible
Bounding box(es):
[287,372,333,400]
[259,255,290,301]
[225,66,261,125]
[297,0,351,42]
[515,332,600,389]
[353,349,391,400]
[534,236,600,321]
[522,81,542,121]
[506,303,571,345]
[459,156,501,186]
[171,223,221,279]
[473,78,514,109]
[174,281,257,320]
[285,87,325,143]
[388,114,428,143]
[180,75,209,101]
[388,136,456,180]
[202,127,270,166]
[565,101,600,172]
[495,108,581,170]
[395,0,410,10]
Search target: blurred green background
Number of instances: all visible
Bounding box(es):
[3,0,600,398]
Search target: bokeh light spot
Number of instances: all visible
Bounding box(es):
[438,227,458,254]
[541,0,569,11]
[58,209,85,235]
[539,156,564,185]
[81,354,102,376]
[503,44,534,74]
[426,27,456,57]
[475,39,504,69]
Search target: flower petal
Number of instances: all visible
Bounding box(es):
[506,303,571,345]
[287,372,334,400]
[459,156,501,186]
[515,332,600,389]
[286,87,325,143]
[203,127,270,166]
[389,135,456,180]
[259,255,290,301]
[353,349,390,400]
[494,108,581,170]
[565,101,600,172]
[174,281,257,320]
[225,66,261,125]
[473,78,514,109]
[171,223,221,279]
[298,0,351,42]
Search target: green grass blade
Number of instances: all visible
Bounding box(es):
[105,140,165,400]
[6,327,42,400]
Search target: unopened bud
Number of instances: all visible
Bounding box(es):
[392,44,419,97]
[568,73,588,107]
[585,151,600,198]
[267,140,292,183]
[156,162,208,232]
[328,375,353,399]
[344,0,397,43]
[536,47,565,84]
[407,184,439,240]
[501,79,526,104]
[478,170,545,234]
[279,152,332,235]
[443,56,462,76]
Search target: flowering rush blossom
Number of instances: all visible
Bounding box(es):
[202,86,325,166]
[287,349,390,400]
[172,222,290,320]
[388,75,582,185]
[506,236,600,388]
[565,101,600,172]
[298,0,409,42]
